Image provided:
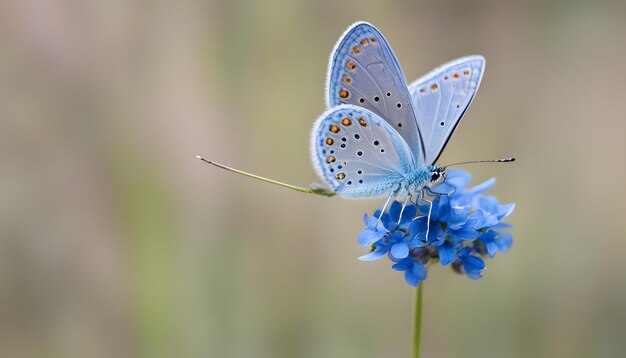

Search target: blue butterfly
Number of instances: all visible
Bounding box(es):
[311,22,487,215]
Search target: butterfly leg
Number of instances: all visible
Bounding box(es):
[426,186,453,198]
[411,191,425,221]
[422,198,433,245]
[396,195,411,226]
[410,191,432,244]
[421,192,433,245]
[376,192,395,229]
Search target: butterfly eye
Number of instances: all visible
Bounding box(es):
[431,172,440,181]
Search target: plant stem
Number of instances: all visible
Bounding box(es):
[413,281,423,358]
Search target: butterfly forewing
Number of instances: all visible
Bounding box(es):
[327,22,425,167]
[311,105,414,199]
[408,56,485,165]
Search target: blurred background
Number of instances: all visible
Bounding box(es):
[1,0,626,357]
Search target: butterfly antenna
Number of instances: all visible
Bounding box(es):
[195,156,335,197]
[444,157,516,169]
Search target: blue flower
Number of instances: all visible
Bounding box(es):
[388,231,410,260]
[455,247,485,280]
[358,240,390,261]
[357,169,515,287]
[392,258,427,287]
[357,213,389,247]
[438,241,458,266]
[477,230,513,258]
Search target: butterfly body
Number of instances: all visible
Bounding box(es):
[311,22,485,200]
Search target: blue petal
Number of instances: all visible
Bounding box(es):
[447,211,469,230]
[387,201,407,226]
[463,255,485,271]
[467,177,496,197]
[438,242,457,266]
[399,204,418,225]
[357,227,386,247]
[371,211,391,228]
[485,241,498,258]
[492,222,513,229]
[392,260,411,271]
[404,271,420,287]
[412,262,427,280]
[496,233,513,253]
[498,203,516,219]
[410,216,429,234]
[450,228,479,241]
[403,262,427,286]
[444,169,472,189]
[466,270,483,280]
[408,232,426,248]
[358,244,389,261]
[458,247,471,257]
[388,230,406,243]
[478,196,498,213]
[390,241,409,259]
[430,226,446,245]
[465,210,486,229]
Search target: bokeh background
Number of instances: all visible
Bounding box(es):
[2,0,626,357]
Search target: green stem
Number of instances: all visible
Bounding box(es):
[196,156,335,197]
[413,281,423,358]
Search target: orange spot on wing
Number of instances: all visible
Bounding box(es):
[325,138,334,145]
[453,73,459,78]
[352,46,360,54]
[463,70,470,77]
[346,61,356,70]
[358,117,367,127]
[360,38,368,46]
[342,75,352,84]
[341,117,352,126]
[336,173,345,180]
[431,84,439,91]
[339,89,350,98]
[329,125,340,133]
[326,156,336,163]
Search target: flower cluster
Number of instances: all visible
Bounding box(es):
[357,169,515,287]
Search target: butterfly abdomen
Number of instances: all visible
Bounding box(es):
[335,178,403,199]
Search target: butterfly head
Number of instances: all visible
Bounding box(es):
[429,166,445,184]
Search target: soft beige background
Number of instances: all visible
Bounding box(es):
[1,1,625,357]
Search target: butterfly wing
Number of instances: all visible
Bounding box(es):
[326,22,425,167]
[311,104,414,199]
[408,56,485,165]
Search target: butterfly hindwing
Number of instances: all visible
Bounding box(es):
[408,56,485,165]
[327,22,425,166]
[311,105,415,199]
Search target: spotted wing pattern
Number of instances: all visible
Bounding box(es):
[326,22,425,167]
[408,56,485,165]
[311,105,414,199]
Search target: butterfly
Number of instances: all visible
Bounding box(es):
[310,21,500,218]
[197,22,512,222]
